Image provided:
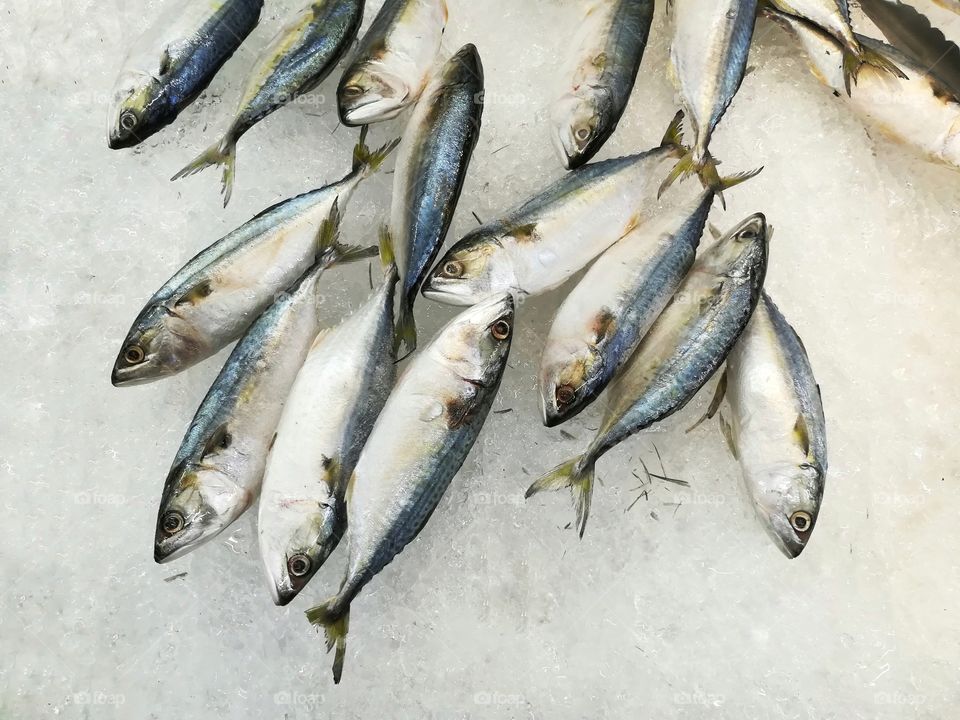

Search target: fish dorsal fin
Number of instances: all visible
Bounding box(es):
[173,278,213,307]
[859,0,960,101]
[793,413,811,457]
[202,423,231,458]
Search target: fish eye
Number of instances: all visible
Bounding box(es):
[442,260,464,278]
[789,510,812,533]
[119,110,138,132]
[161,511,185,536]
[288,553,312,578]
[575,126,591,142]
[491,319,511,340]
[123,345,145,364]
[737,228,758,241]
[343,84,364,97]
[556,384,576,407]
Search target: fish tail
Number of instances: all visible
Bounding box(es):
[316,199,378,268]
[171,137,238,207]
[305,599,351,684]
[841,44,906,95]
[395,296,417,353]
[525,455,596,538]
[657,150,697,200]
[659,110,687,154]
[353,126,401,178]
[378,226,399,281]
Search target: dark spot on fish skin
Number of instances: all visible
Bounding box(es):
[321,455,334,470]
[591,52,607,71]
[175,279,213,307]
[509,223,539,244]
[591,308,617,346]
[445,393,478,430]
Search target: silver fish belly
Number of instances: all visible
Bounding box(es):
[550,0,654,169]
[258,253,398,605]
[527,213,769,537]
[154,255,333,564]
[114,133,393,386]
[108,0,263,148]
[725,292,827,558]
[305,293,515,683]
[338,0,448,125]
[538,185,715,427]
[172,0,364,205]
[390,43,484,350]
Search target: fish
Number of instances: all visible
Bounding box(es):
[389,44,484,351]
[337,0,448,125]
[550,0,654,169]
[539,185,715,428]
[155,207,361,563]
[768,0,904,94]
[663,0,758,198]
[107,0,263,149]
[305,293,515,683]
[171,0,364,205]
[113,130,395,387]
[422,113,689,307]
[768,7,960,170]
[721,292,827,558]
[858,0,960,97]
[258,235,399,605]
[526,214,769,537]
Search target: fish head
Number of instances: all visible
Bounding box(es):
[154,440,252,563]
[422,230,517,306]
[260,493,340,606]
[112,305,208,386]
[550,90,612,170]
[337,65,411,125]
[107,70,168,149]
[538,336,602,427]
[431,293,515,383]
[750,461,825,558]
[703,213,769,279]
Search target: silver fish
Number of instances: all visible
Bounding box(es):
[338,0,448,125]
[769,0,903,93]
[258,238,398,606]
[108,0,263,149]
[664,0,758,196]
[770,7,960,170]
[538,185,716,428]
[113,131,394,387]
[389,44,484,351]
[550,0,654,169]
[422,114,687,306]
[172,0,364,205]
[305,293,515,683]
[155,209,350,563]
[527,214,769,537]
[723,292,827,558]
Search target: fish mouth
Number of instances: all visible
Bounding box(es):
[421,281,477,306]
[756,508,808,559]
[460,292,515,326]
[339,94,407,126]
[111,359,168,387]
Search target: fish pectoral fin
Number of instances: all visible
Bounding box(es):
[718,411,739,460]
[686,368,728,433]
[793,413,811,456]
[158,46,172,76]
[173,279,213,307]
[202,423,232,458]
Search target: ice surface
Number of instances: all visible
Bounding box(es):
[4,0,960,717]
